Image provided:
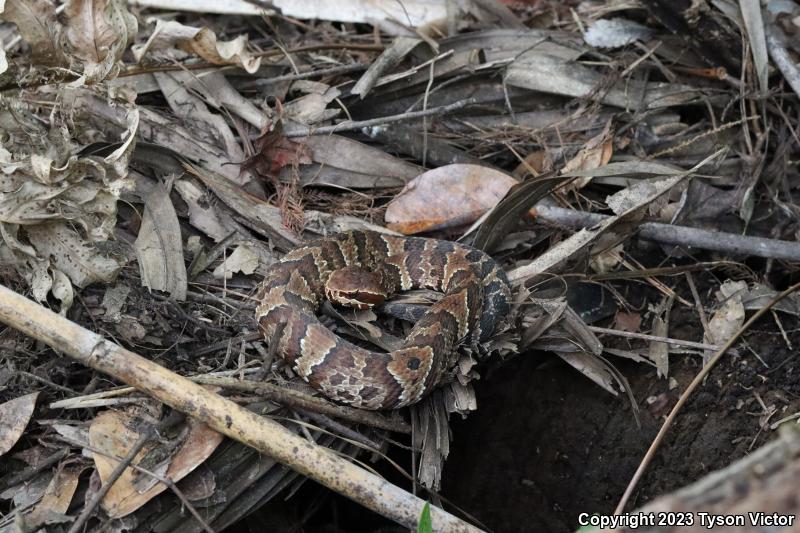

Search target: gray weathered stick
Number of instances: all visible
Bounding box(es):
[0,283,480,533]
[533,204,800,262]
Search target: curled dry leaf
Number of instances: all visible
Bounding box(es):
[89,410,224,518]
[385,164,517,234]
[133,19,261,74]
[1,0,67,67]
[0,392,39,457]
[0,91,137,307]
[65,0,138,83]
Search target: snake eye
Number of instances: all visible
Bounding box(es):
[406,357,421,370]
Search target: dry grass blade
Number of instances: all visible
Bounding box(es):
[470,172,565,253]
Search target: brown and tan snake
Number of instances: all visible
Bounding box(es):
[255,230,510,410]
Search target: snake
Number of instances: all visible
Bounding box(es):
[254,230,511,410]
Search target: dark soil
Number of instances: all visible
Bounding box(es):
[441,315,800,533]
[277,262,800,533]
[290,287,800,533]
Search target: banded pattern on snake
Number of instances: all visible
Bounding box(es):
[255,230,510,410]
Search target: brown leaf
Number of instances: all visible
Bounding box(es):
[89,410,224,518]
[613,311,642,333]
[560,123,614,191]
[0,392,39,457]
[385,164,518,234]
[512,150,552,178]
[28,466,81,525]
[244,124,313,178]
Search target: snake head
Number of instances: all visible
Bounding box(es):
[324,266,388,309]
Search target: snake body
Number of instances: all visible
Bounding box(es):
[255,230,510,410]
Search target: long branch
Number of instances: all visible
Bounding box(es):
[0,283,480,533]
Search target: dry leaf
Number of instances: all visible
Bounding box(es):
[648,295,674,378]
[27,467,81,527]
[560,123,613,190]
[613,311,642,333]
[385,164,517,234]
[283,81,341,125]
[173,179,233,242]
[134,182,187,300]
[286,135,419,189]
[512,150,551,178]
[0,392,39,457]
[153,72,244,160]
[506,52,700,110]
[26,222,123,287]
[133,19,260,73]
[244,125,313,178]
[584,18,653,49]
[212,243,259,279]
[89,410,224,518]
[704,280,747,348]
[65,0,137,83]
[1,0,66,66]
[589,242,623,274]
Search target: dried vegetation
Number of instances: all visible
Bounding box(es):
[0,0,799,531]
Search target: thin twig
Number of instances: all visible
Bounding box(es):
[58,435,213,533]
[0,449,69,491]
[283,98,477,137]
[614,280,800,514]
[67,429,154,533]
[587,325,720,351]
[685,272,711,342]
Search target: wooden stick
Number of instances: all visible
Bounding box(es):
[0,284,480,533]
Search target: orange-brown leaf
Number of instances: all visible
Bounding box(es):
[385,164,517,234]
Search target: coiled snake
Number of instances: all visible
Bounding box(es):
[255,230,511,410]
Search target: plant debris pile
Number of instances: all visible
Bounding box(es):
[0,0,799,531]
